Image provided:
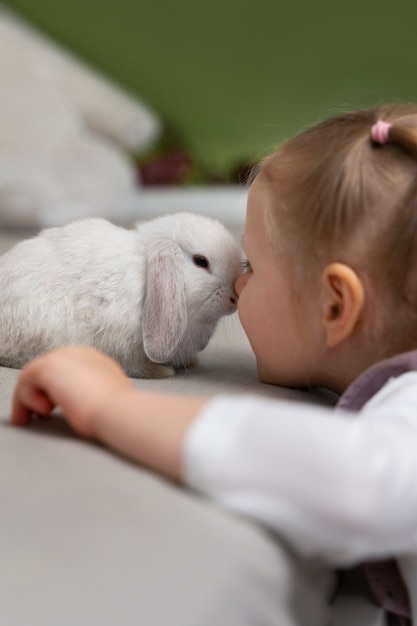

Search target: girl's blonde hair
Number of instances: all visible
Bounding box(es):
[259,104,417,353]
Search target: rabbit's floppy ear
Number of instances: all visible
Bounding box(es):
[142,242,188,363]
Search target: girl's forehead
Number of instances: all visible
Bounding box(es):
[244,201,274,253]
[245,176,293,259]
[247,178,271,218]
[247,178,281,227]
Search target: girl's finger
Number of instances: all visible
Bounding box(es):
[11,382,55,426]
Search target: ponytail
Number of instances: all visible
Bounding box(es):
[372,110,417,160]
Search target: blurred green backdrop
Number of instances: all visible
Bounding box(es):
[4,0,417,175]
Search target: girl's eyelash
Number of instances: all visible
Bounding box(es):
[242,259,252,271]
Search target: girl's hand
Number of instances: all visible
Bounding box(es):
[11,346,134,438]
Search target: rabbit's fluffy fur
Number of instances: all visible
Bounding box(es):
[0,213,242,377]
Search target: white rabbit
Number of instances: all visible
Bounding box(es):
[0,212,242,377]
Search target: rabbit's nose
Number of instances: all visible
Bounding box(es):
[230,289,238,305]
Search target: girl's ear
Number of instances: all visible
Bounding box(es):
[321,263,365,348]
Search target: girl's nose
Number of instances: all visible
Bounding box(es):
[234,271,249,296]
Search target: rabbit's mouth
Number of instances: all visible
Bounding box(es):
[218,293,237,317]
[226,298,238,315]
[215,288,238,316]
[196,289,237,321]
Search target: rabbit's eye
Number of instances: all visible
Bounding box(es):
[193,255,209,270]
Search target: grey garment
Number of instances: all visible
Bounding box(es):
[337,350,417,624]
[337,350,417,412]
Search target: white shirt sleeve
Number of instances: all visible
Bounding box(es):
[183,372,417,566]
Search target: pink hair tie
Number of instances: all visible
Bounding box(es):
[371,119,392,144]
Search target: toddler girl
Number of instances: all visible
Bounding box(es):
[12,104,417,625]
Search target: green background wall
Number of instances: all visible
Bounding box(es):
[4,0,417,174]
